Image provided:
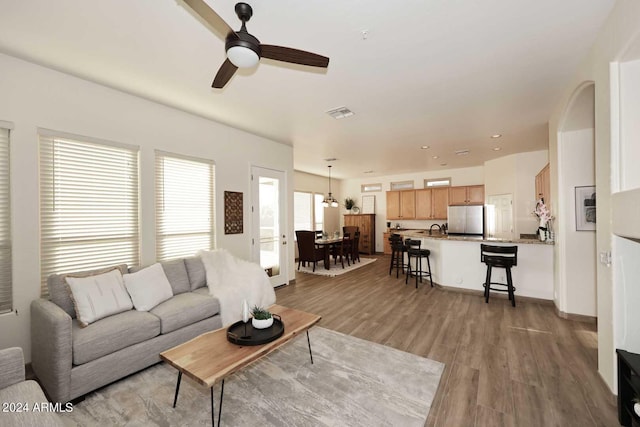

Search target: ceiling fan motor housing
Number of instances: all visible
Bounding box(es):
[225,31,261,59]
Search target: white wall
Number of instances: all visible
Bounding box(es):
[620,59,640,190]
[484,150,548,238]
[560,129,596,316]
[0,53,295,362]
[548,0,640,391]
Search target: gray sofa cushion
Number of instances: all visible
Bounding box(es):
[129,260,191,295]
[48,264,129,318]
[150,292,220,334]
[72,310,160,365]
[0,381,64,426]
[185,256,206,290]
[193,286,210,296]
[161,259,191,295]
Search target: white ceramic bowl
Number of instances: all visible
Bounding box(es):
[252,317,274,329]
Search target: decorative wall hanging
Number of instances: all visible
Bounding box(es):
[575,185,596,231]
[224,191,243,234]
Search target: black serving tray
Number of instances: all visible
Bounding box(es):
[226,314,284,346]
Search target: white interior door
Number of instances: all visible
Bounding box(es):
[251,166,288,287]
[486,194,514,239]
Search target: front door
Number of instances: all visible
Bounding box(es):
[251,166,288,287]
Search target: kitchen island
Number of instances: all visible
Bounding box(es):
[392,230,554,300]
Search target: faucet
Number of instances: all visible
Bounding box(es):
[429,224,442,235]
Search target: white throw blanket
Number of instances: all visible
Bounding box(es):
[198,249,276,326]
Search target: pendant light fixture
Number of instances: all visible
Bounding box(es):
[322,165,339,208]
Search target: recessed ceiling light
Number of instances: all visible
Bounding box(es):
[432,155,439,159]
[493,147,502,151]
[421,145,430,150]
[325,106,355,119]
[491,134,502,138]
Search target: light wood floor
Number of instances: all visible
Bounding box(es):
[276,255,619,427]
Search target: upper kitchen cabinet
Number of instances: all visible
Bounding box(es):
[535,163,550,205]
[416,188,449,219]
[449,185,485,205]
[386,190,416,219]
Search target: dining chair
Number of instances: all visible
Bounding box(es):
[331,232,351,268]
[295,230,325,272]
[350,231,361,264]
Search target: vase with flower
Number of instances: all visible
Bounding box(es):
[533,198,553,241]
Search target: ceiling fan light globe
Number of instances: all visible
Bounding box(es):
[322,200,329,208]
[227,46,259,68]
[331,200,339,208]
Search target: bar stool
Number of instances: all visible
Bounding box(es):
[480,244,518,307]
[388,234,406,278]
[405,239,433,288]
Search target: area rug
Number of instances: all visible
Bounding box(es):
[297,257,376,277]
[62,327,443,426]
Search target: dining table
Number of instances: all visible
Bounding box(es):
[314,235,346,270]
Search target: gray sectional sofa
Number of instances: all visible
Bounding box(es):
[0,347,64,426]
[30,256,222,403]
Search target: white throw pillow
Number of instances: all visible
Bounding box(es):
[66,269,133,327]
[123,263,174,311]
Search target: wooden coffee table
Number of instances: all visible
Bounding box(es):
[160,304,321,426]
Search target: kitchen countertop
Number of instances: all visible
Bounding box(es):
[388,229,554,245]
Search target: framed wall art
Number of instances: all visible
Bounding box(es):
[224,191,243,234]
[575,185,596,231]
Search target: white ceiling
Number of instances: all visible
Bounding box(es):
[0,0,615,179]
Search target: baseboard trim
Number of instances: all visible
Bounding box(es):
[433,283,554,305]
[554,305,597,324]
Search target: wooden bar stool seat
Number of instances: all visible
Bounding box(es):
[481,244,518,307]
[405,239,433,288]
[388,234,406,278]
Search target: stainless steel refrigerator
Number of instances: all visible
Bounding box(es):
[447,205,484,236]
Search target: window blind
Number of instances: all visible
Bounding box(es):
[39,133,139,297]
[0,128,11,313]
[155,151,215,261]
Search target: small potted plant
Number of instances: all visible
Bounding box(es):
[251,306,273,329]
[344,197,355,213]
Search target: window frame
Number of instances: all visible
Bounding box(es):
[155,150,216,261]
[38,129,140,297]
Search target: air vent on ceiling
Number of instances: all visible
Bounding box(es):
[326,106,355,119]
[455,149,470,156]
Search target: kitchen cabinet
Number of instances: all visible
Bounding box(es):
[386,190,415,219]
[416,188,449,219]
[449,185,484,205]
[344,214,376,255]
[535,163,550,206]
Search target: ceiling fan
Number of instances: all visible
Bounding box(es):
[182,0,330,89]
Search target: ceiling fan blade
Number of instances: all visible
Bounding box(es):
[260,45,329,68]
[183,0,237,40]
[212,59,238,89]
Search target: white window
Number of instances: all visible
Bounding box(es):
[156,151,215,261]
[314,193,324,231]
[425,178,451,187]
[294,192,312,231]
[361,183,382,192]
[39,131,140,297]
[294,191,324,235]
[0,126,11,313]
[390,181,414,190]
